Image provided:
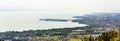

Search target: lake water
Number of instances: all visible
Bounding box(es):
[0,20,88,32]
[0,12,88,32]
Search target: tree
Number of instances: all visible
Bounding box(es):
[115,28,120,41]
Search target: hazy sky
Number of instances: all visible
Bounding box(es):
[0,0,120,18]
[0,0,120,32]
[0,0,120,13]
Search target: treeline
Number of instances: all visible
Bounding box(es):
[84,28,120,41]
[0,25,99,36]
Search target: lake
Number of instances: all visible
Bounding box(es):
[0,18,88,32]
[0,12,88,32]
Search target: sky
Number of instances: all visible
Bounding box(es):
[0,0,120,13]
[0,0,120,32]
[0,0,120,18]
